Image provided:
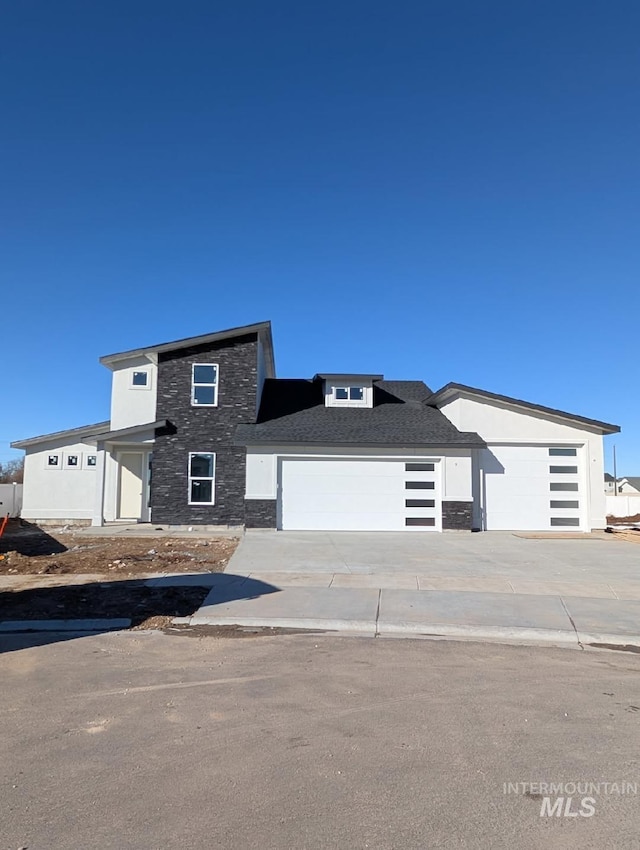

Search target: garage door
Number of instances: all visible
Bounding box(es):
[482,445,584,531]
[280,458,441,531]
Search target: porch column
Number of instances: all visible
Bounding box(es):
[92,445,106,527]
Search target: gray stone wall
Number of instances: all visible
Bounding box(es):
[244,499,277,528]
[151,334,258,525]
[442,500,473,530]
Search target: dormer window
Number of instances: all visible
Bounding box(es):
[335,386,364,401]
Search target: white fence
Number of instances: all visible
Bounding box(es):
[606,494,640,518]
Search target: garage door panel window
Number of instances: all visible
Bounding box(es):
[406,481,435,490]
[406,499,435,508]
[405,463,435,472]
[549,448,577,457]
[550,517,580,527]
[406,517,436,527]
[550,482,579,491]
[549,465,578,474]
[188,452,215,505]
[550,500,579,509]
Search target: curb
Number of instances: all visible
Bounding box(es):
[0,618,132,632]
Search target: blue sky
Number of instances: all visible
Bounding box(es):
[2,1,638,473]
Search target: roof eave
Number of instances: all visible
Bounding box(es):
[100,320,274,372]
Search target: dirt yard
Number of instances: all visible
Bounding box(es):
[0,522,240,629]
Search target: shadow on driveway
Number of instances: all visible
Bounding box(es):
[0,574,280,654]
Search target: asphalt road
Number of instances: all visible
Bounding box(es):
[2,630,640,850]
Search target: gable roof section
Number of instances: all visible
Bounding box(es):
[428,383,620,435]
[100,320,275,376]
[620,476,640,491]
[235,379,485,447]
[11,421,111,449]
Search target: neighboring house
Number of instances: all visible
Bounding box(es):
[618,477,640,495]
[12,321,620,532]
[604,472,616,494]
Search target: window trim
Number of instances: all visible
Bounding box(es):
[130,370,151,390]
[191,363,219,407]
[188,452,216,505]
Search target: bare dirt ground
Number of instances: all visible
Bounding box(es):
[0,521,240,628]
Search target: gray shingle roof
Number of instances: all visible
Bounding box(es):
[235,379,484,447]
[622,477,640,491]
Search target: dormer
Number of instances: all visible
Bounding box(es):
[315,374,383,409]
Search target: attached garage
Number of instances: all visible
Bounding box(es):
[481,445,584,531]
[279,457,441,531]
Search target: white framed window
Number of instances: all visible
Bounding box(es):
[188,452,216,504]
[131,370,150,389]
[84,454,97,469]
[191,364,219,406]
[64,453,80,469]
[45,453,60,469]
[326,383,371,407]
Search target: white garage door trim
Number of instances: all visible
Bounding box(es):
[278,456,442,531]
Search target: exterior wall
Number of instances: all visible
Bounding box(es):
[246,445,474,502]
[0,484,23,518]
[442,501,473,530]
[109,355,158,431]
[20,440,99,521]
[439,396,609,530]
[618,481,640,495]
[256,338,267,416]
[151,333,259,525]
[244,498,277,528]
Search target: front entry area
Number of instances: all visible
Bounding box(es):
[118,452,146,520]
[279,457,441,531]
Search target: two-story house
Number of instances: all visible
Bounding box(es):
[12,320,619,532]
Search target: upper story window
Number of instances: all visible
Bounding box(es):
[326,383,372,408]
[192,363,219,406]
[131,370,149,388]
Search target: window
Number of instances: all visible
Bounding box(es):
[550,500,579,509]
[65,454,79,469]
[46,454,60,468]
[191,364,218,406]
[406,463,435,472]
[406,481,435,490]
[549,448,577,457]
[406,499,435,508]
[549,465,578,474]
[406,517,436,526]
[550,517,580,527]
[132,371,148,387]
[550,482,579,491]
[188,453,215,504]
[334,386,363,401]
[85,454,97,468]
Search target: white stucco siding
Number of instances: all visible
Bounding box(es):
[439,395,608,530]
[21,440,100,520]
[109,355,157,431]
[246,446,473,502]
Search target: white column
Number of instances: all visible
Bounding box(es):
[92,446,106,526]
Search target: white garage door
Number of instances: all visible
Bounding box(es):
[280,458,441,531]
[482,445,583,531]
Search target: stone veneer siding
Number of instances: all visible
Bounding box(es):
[244,499,277,528]
[151,334,258,525]
[441,500,473,530]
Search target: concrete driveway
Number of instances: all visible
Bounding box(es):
[187,531,640,647]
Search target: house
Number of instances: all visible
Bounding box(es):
[617,477,640,495]
[12,321,620,532]
[604,472,616,494]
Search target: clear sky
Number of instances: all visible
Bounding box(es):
[2,1,638,474]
